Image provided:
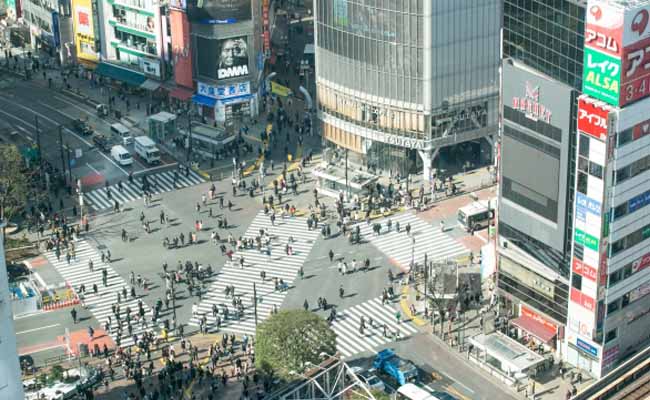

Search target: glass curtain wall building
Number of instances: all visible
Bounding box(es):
[314,0,500,179]
[496,0,585,360]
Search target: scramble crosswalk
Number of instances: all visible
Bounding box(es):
[188,211,320,335]
[42,240,153,348]
[83,169,205,211]
[331,297,419,358]
[357,212,469,269]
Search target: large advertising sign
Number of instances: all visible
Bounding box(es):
[170,10,193,88]
[577,96,611,140]
[262,0,270,55]
[72,0,97,62]
[216,37,249,80]
[585,1,650,106]
[187,0,251,24]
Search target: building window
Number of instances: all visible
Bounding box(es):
[605,328,618,344]
[609,269,622,287]
[589,161,603,179]
[577,172,588,195]
[618,128,633,147]
[607,299,620,315]
[572,274,582,291]
[579,135,590,158]
[613,203,628,220]
[578,157,588,173]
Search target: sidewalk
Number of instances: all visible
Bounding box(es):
[401,282,593,400]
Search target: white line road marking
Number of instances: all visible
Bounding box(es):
[136,163,179,175]
[437,370,476,394]
[86,163,100,174]
[16,324,61,335]
[19,344,65,356]
[0,98,128,176]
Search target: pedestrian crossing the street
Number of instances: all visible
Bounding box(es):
[332,297,419,358]
[83,169,205,211]
[188,211,320,335]
[357,212,469,269]
[43,240,153,348]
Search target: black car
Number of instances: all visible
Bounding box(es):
[72,119,93,136]
[7,262,29,281]
[93,134,110,152]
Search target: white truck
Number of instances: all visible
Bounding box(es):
[134,136,160,165]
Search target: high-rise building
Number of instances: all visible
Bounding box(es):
[564,0,650,378]
[497,0,586,362]
[314,0,500,181]
[0,224,25,399]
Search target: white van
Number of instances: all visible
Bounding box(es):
[134,136,160,165]
[110,123,133,145]
[111,145,133,166]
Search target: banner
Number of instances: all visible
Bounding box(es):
[187,0,251,24]
[171,10,192,88]
[271,81,291,97]
[217,37,249,80]
[72,0,98,62]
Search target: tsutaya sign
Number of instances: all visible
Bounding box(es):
[511,81,552,123]
[321,112,430,150]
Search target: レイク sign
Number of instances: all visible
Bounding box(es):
[511,81,552,123]
[583,47,622,106]
[577,96,610,140]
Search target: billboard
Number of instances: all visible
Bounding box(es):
[187,0,251,24]
[72,0,97,62]
[577,96,612,140]
[171,10,193,88]
[585,1,650,106]
[216,37,249,80]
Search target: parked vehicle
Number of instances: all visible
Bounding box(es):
[457,199,495,232]
[110,123,133,146]
[96,104,108,117]
[373,349,418,386]
[93,134,111,152]
[134,136,160,165]
[72,118,93,136]
[111,145,133,166]
[350,366,386,392]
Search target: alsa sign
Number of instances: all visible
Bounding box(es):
[511,81,552,123]
[577,97,610,140]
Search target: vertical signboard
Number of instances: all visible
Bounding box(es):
[171,10,193,88]
[72,0,98,62]
[577,96,612,140]
[585,0,650,107]
[262,0,270,56]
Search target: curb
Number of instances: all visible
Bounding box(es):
[400,286,428,327]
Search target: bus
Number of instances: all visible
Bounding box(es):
[457,199,495,232]
[396,383,458,400]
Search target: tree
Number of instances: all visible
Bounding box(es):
[255,310,337,379]
[0,144,34,225]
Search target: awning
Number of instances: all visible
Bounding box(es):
[140,79,161,91]
[511,314,557,343]
[95,62,146,87]
[169,86,194,101]
[192,94,216,108]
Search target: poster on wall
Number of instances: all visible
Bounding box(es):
[216,37,249,80]
[187,0,251,24]
[72,0,98,62]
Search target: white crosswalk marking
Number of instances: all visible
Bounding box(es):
[188,211,320,335]
[42,240,153,348]
[332,297,419,358]
[356,212,469,268]
[84,169,205,210]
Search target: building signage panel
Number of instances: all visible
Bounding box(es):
[576,192,602,217]
[577,97,610,140]
[72,0,98,62]
[521,306,557,332]
[574,228,600,251]
[170,10,192,88]
[52,11,60,48]
[633,117,650,139]
[603,345,620,364]
[571,287,596,312]
[583,47,622,106]
[632,251,650,273]
[198,81,251,100]
[586,1,624,57]
[576,338,599,357]
[262,0,270,54]
[628,190,650,213]
[630,281,650,302]
[573,258,598,282]
[216,37,249,80]
[187,0,251,23]
[510,81,552,123]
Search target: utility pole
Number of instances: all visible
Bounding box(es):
[66,146,72,185]
[424,253,428,318]
[253,282,258,326]
[58,125,66,184]
[35,116,42,181]
[344,148,349,200]
[186,110,192,162]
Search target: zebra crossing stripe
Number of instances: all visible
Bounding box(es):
[331,297,419,358]
[188,211,320,335]
[42,240,153,347]
[83,169,205,211]
[356,212,469,268]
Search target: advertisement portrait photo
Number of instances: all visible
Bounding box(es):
[188,0,251,24]
[217,37,249,80]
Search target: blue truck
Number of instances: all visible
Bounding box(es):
[372,349,418,386]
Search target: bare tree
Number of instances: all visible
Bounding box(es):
[0,145,42,235]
